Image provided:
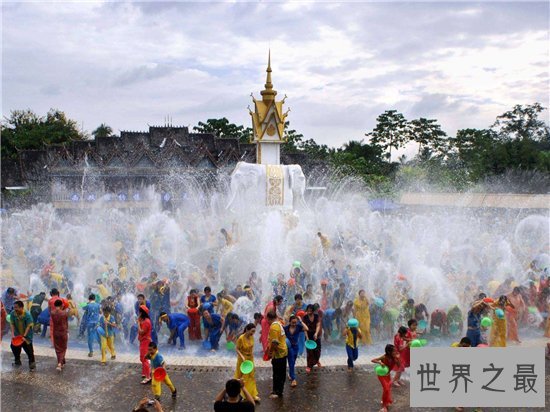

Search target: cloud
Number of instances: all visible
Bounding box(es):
[112,64,178,87]
[2,1,548,150]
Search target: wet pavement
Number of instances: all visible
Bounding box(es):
[1,354,548,412]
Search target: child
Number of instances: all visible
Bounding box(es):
[392,326,408,386]
[147,341,177,400]
[98,307,117,364]
[372,344,401,412]
[403,319,419,369]
[344,320,362,372]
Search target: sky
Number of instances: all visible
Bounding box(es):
[2,1,549,154]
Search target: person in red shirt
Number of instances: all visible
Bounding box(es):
[392,326,408,387]
[137,305,152,384]
[186,289,201,340]
[260,295,283,353]
[0,301,6,341]
[47,288,68,345]
[372,344,401,412]
[403,319,419,369]
[50,299,69,371]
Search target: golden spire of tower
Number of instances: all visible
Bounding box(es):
[260,49,277,102]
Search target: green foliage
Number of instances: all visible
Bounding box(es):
[365,110,408,159]
[492,102,550,142]
[407,118,448,157]
[193,118,253,144]
[1,109,86,160]
[3,103,548,195]
[92,123,113,139]
[282,121,330,159]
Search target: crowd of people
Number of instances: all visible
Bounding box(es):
[1,228,550,411]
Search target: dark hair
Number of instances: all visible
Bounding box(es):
[14,300,24,309]
[459,337,471,346]
[50,288,59,296]
[159,311,167,318]
[54,299,63,308]
[231,313,240,321]
[88,294,96,301]
[408,319,418,327]
[253,312,263,320]
[398,326,408,336]
[478,292,487,299]
[139,307,149,319]
[225,379,241,398]
[190,289,197,295]
[137,294,145,299]
[407,298,415,305]
[513,286,521,294]
[148,341,157,349]
[274,295,283,304]
[103,307,111,314]
[294,293,303,301]
[204,286,211,293]
[289,315,297,323]
[384,344,395,357]
[244,323,255,332]
[313,303,320,311]
[306,304,315,312]
[266,310,277,321]
[7,287,15,294]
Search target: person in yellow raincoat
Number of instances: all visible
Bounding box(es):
[353,290,372,345]
[317,232,331,256]
[235,323,260,402]
[489,296,514,347]
[66,293,80,322]
[216,293,234,318]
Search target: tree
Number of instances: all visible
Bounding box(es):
[281,121,329,158]
[331,139,392,177]
[193,118,253,144]
[92,123,113,139]
[407,118,448,157]
[491,103,550,142]
[365,110,408,159]
[1,108,85,160]
[282,121,304,152]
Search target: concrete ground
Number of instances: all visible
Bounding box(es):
[1,332,548,412]
[1,352,548,412]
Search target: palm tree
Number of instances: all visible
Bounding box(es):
[92,123,113,139]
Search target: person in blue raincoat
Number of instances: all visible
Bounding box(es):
[284,294,307,355]
[284,315,309,387]
[82,294,101,357]
[159,312,190,349]
[202,309,224,351]
[37,307,50,338]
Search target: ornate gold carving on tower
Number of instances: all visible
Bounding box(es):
[249,51,289,165]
